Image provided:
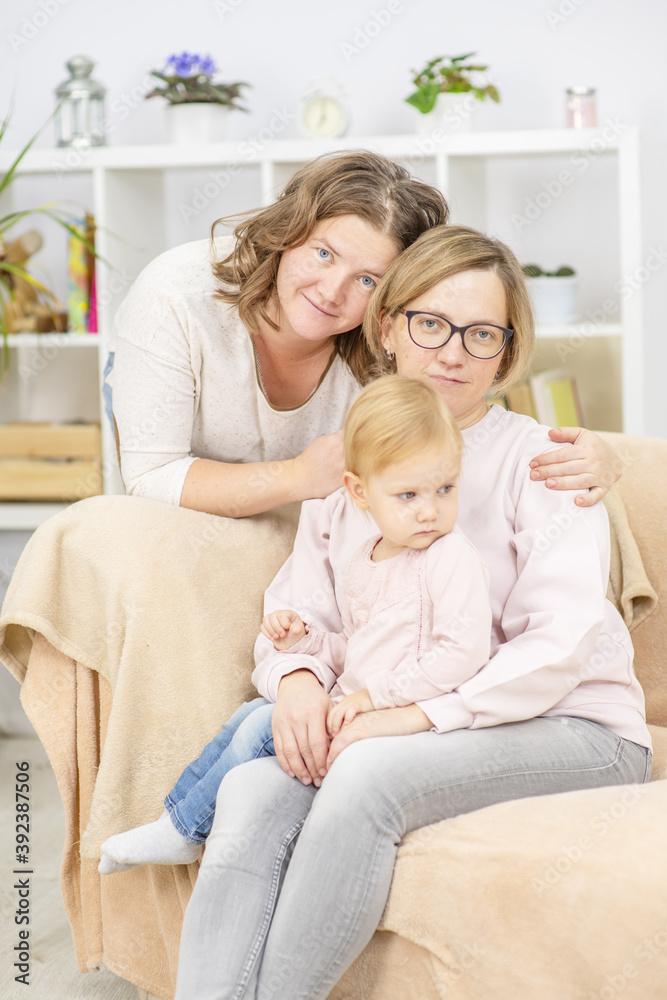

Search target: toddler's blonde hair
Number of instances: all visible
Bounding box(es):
[344,375,463,483]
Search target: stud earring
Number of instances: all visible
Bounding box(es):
[386,350,395,360]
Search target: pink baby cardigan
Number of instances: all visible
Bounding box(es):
[285,527,491,710]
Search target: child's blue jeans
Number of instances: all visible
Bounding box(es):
[164,697,275,843]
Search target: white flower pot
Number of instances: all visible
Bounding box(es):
[414,92,478,136]
[167,103,230,144]
[528,276,579,324]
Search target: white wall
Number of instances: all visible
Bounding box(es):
[4,0,666,282]
[1,0,666,428]
[2,0,667,147]
[1,1,666,430]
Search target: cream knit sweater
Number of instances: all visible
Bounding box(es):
[112,237,361,505]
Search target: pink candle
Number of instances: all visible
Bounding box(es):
[565,87,597,129]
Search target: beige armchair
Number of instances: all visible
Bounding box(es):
[1,430,666,1000]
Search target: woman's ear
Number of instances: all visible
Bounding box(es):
[379,309,395,354]
[343,471,370,510]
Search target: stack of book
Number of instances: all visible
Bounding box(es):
[504,369,585,427]
[67,213,96,333]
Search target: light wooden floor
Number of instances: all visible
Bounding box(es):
[0,734,138,999]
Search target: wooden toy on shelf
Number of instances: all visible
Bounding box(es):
[0,229,68,333]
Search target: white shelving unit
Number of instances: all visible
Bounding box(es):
[0,502,69,530]
[0,126,658,530]
[6,333,99,348]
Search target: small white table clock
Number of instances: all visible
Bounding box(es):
[299,78,350,138]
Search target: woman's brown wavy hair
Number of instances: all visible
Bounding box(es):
[211,150,449,385]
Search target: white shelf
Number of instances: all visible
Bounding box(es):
[537,323,622,339]
[4,324,618,346]
[0,502,70,531]
[5,333,100,347]
[0,128,624,174]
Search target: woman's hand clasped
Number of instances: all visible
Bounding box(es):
[291,428,345,500]
[529,427,622,507]
[273,670,333,787]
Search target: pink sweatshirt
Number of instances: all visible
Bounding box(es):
[283,527,492,709]
[252,405,651,749]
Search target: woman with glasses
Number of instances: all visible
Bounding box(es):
[173,224,651,1000]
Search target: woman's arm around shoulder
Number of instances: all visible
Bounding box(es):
[528,426,622,507]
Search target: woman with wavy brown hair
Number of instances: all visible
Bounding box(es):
[112,151,447,514]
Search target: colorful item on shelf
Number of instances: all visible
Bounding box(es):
[529,369,585,428]
[88,267,97,333]
[67,214,95,333]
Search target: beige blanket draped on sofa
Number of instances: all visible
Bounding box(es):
[2,430,667,999]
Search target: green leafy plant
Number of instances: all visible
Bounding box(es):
[522,264,576,277]
[146,52,250,109]
[406,52,501,115]
[0,108,100,374]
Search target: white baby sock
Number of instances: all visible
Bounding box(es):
[98,853,136,875]
[100,810,203,867]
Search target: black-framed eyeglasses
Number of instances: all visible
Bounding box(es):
[400,310,513,360]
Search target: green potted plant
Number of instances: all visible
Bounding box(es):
[405,52,500,135]
[522,264,578,324]
[146,52,250,144]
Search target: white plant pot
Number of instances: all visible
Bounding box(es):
[167,103,230,144]
[528,276,579,324]
[414,92,478,136]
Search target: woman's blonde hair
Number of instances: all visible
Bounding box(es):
[363,224,535,394]
[344,375,462,483]
[211,151,449,385]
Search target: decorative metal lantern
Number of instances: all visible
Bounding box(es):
[55,56,107,148]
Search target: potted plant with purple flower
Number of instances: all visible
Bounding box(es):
[147,52,250,144]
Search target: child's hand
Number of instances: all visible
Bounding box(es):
[327,689,374,736]
[261,610,307,651]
